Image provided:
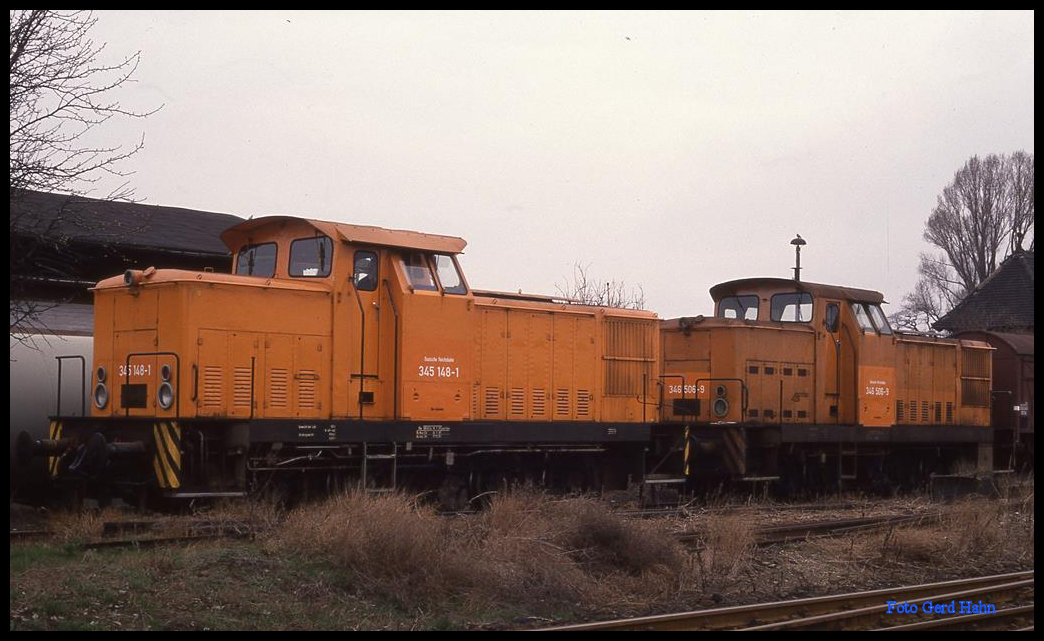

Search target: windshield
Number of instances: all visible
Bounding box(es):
[718,295,759,320]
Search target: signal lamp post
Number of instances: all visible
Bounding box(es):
[791,235,806,281]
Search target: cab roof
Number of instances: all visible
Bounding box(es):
[220,216,467,255]
[710,277,885,304]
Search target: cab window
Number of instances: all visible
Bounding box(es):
[824,302,840,332]
[353,250,378,291]
[235,242,277,278]
[718,295,759,320]
[433,254,467,295]
[868,304,893,335]
[851,302,875,332]
[770,292,813,322]
[402,252,437,291]
[289,235,333,277]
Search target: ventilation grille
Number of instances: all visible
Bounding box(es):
[509,388,525,417]
[555,389,571,418]
[297,370,317,409]
[268,368,288,408]
[202,367,223,408]
[233,367,252,408]
[576,390,591,418]
[531,389,547,418]
[485,387,501,417]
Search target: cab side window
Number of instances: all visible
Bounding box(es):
[825,302,839,332]
[868,304,893,335]
[402,252,437,291]
[353,251,378,291]
[770,292,813,322]
[433,254,467,294]
[289,235,333,277]
[851,302,875,332]
[236,243,277,278]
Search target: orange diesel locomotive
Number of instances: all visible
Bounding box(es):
[27,216,996,504]
[37,216,658,504]
[654,278,994,491]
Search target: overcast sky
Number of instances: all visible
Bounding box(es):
[83,10,1034,319]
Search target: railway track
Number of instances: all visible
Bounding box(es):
[537,570,1034,631]
[10,518,260,550]
[675,511,945,547]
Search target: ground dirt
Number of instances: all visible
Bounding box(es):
[9,485,1035,631]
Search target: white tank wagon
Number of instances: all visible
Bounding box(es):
[11,304,93,503]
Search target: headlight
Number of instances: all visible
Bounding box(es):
[157,382,175,410]
[96,366,107,383]
[712,397,730,417]
[93,383,109,409]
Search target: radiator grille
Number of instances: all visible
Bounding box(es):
[960,347,991,407]
[603,319,655,396]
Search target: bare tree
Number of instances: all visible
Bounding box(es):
[10,10,159,346]
[894,152,1034,332]
[10,10,157,196]
[1004,151,1035,254]
[556,262,647,310]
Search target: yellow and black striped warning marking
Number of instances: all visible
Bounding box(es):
[683,426,692,475]
[47,420,62,477]
[722,426,747,476]
[152,421,182,489]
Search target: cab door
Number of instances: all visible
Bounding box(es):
[817,300,847,424]
[345,248,386,419]
[851,302,896,427]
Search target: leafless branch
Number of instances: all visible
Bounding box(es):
[556,262,646,310]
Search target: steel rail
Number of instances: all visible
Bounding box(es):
[536,570,1033,631]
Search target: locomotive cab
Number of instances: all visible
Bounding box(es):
[225,216,478,423]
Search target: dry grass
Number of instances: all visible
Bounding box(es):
[831,495,1036,571]
[11,482,1034,630]
[264,489,685,616]
[679,513,757,592]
